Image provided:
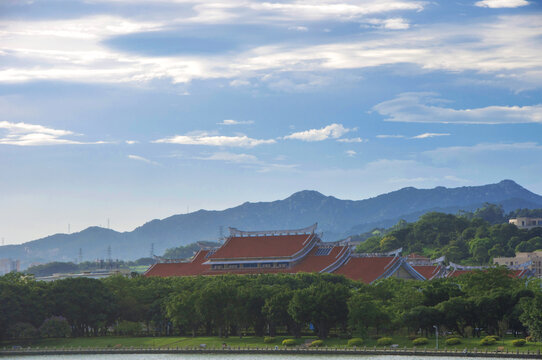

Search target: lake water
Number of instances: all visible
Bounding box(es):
[0,355,525,360]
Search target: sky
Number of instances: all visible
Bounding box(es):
[1,0,542,245]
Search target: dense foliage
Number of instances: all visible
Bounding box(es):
[356,206,542,264]
[1,269,541,342]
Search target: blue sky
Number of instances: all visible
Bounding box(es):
[1,0,542,244]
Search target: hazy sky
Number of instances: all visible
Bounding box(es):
[1,0,542,244]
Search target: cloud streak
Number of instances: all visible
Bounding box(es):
[218,119,254,125]
[127,154,160,165]
[0,121,103,146]
[475,0,529,8]
[194,151,297,172]
[153,131,275,147]
[411,133,450,139]
[374,93,542,124]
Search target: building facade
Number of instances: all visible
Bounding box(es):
[494,251,542,278]
[509,217,542,230]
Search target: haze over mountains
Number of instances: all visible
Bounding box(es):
[2,180,542,267]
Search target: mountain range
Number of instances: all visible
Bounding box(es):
[2,179,542,267]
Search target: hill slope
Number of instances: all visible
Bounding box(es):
[2,180,541,265]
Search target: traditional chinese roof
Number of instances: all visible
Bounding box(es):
[144,250,210,277]
[332,256,398,284]
[207,233,317,261]
[413,265,444,280]
[291,245,350,273]
[202,245,349,275]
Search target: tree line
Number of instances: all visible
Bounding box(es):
[1,269,542,342]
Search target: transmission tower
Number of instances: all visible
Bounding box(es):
[78,248,83,263]
[150,243,155,257]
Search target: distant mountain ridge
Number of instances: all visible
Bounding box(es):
[2,180,542,266]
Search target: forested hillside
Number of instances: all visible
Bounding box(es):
[355,204,542,264]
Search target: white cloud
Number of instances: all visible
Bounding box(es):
[127,154,160,165]
[374,92,542,124]
[153,131,275,147]
[125,140,138,144]
[411,133,450,139]
[337,137,364,143]
[366,17,410,30]
[288,26,308,32]
[229,79,251,87]
[475,0,529,8]
[193,151,297,172]
[218,119,254,125]
[194,152,258,163]
[0,121,103,146]
[376,134,405,138]
[284,123,352,141]
[345,150,356,157]
[1,10,541,90]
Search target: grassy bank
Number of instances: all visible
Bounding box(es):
[2,335,541,352]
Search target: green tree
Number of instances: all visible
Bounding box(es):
[520,293,542,341]
[288,281,349,339]
[379,236,400,252]
[166,291,201,336]
[39,316,71,338]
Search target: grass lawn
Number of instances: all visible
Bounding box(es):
[2,335,541,352]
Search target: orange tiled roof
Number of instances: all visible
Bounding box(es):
[145,245,349,277]
[208,233,316,260]
[446,269,471,278]
[290,246,348,273]
[144,250,210,277]
[413,265,442,280]
[203,245,348,275]
[333,256,399,284]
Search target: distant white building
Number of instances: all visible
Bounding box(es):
[0,258,20,275]
[509,217,542,230]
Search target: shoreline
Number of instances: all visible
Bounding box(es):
[1,346,541,358]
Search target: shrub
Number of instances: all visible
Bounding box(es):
[7,322,38,339]
[39,316,71,338]
[347,338,363,347]
[377,337,393,346]
[310,340,324,347]
[282,339,296,346]
[525,336,534,343]
[512,339,526,347]
[412,338,429,346]
[479,336,496,346]
[488,335,499,340]
[264,337,275,344]
[445,338,462,346]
